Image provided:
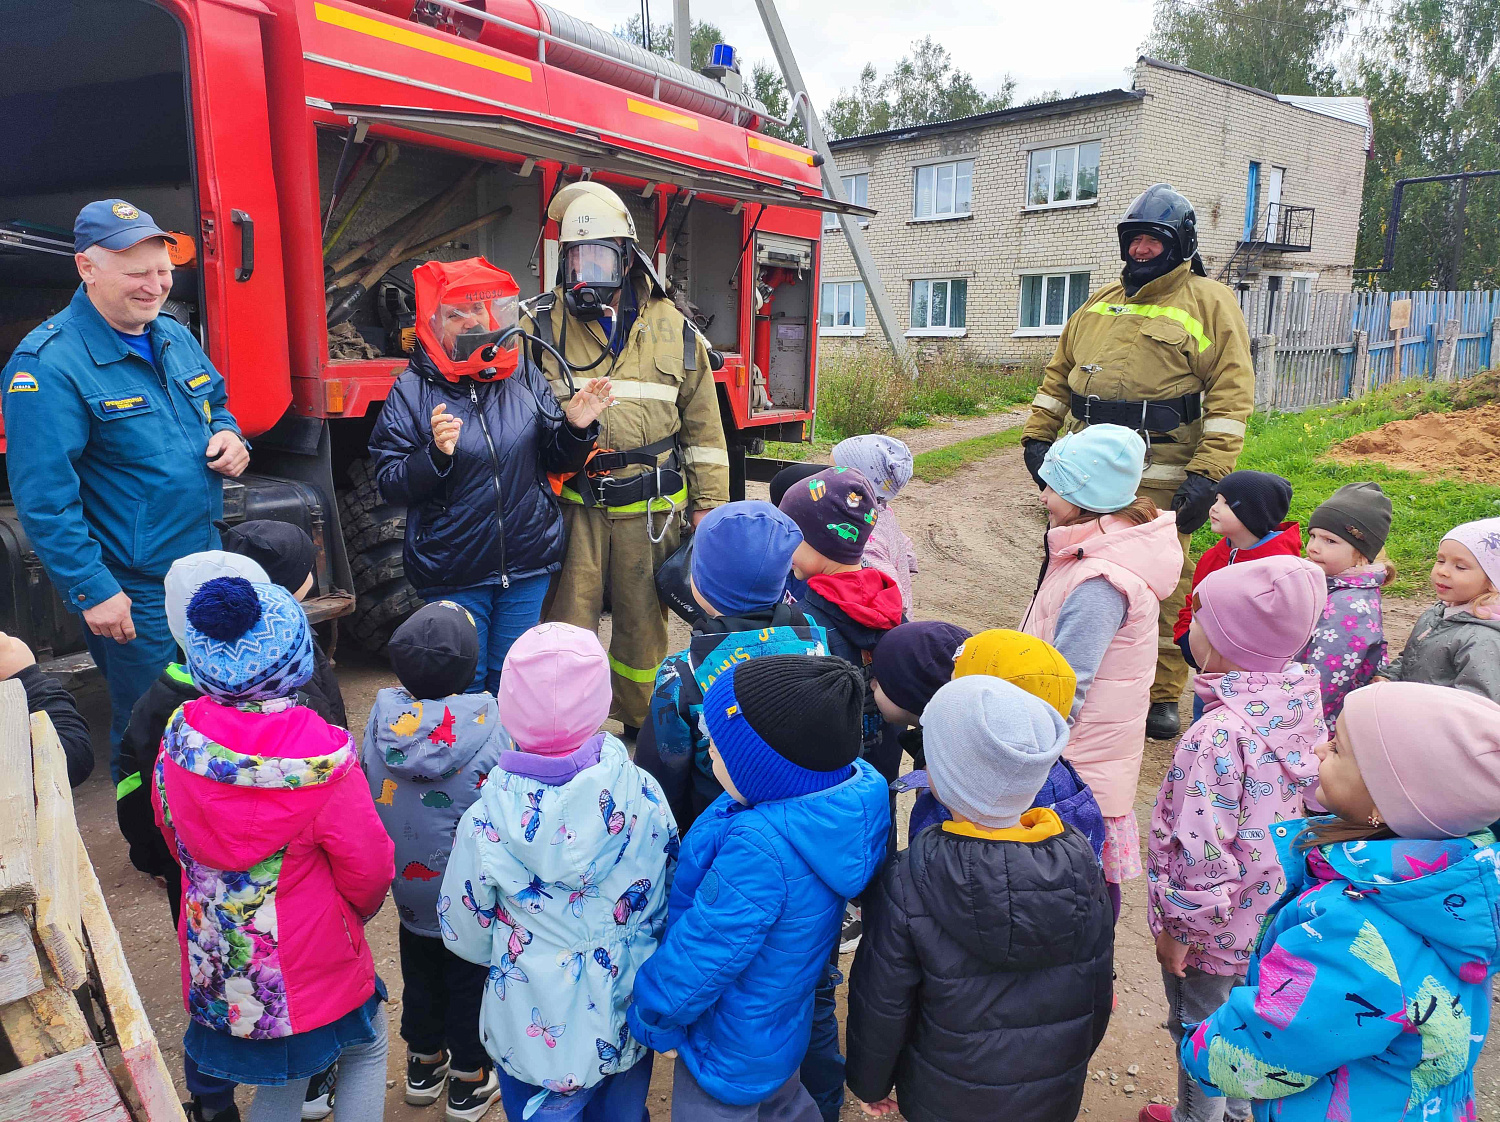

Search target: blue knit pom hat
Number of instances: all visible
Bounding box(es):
[702,654,862,805]
[183,576,314,702]
[1038,424,1146,513]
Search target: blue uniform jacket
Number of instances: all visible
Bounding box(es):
[627,760,891,1106]
[1,287,240,609]
[1182,817,1500,1121]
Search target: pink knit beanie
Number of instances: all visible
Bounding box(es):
[1442,518,1500,592]
[497,622,611,756]
[1341,682,1500,839]
[1195,554,1329,671]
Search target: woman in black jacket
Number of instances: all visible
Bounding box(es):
[369,258,610,692]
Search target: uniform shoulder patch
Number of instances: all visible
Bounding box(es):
[7,371,38,393]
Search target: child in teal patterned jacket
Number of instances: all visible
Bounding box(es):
[1181,681,1500,1122]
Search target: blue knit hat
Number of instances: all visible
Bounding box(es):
[702,655,861,805]
[691,501,803,616]
[1038,424,1146,513]
[183,577,314,702]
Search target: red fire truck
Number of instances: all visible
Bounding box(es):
[0,0,867,666]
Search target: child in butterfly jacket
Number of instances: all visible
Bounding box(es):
[778,467,906,783]
[443,623,675,1122]
[628,655,890,1121]
[1182,682,1500,1122]
[1144,556,1327,1122]
[362,602,504,1118]
[636,501,828,833]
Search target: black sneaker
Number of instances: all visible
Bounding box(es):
[447,1066,502,1122]
[302,1062,336,1120]
[1145,700,1181,741]
[406,1049,451,1107]
[839,904,863,953]
[184,1101,241,1122]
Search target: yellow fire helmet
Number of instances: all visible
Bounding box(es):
[548,181,636,244]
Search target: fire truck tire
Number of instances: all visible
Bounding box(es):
[339,457,423,653]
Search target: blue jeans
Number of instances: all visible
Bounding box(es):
[798,948,843,1122]
[82,570,176,784]
[436,574,551,694]
[184,1052,237,1113]
[498,1053,652,1121]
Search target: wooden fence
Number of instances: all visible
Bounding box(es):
[1236,288,1500,412]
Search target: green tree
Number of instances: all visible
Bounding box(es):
[1353,0,1500,288]
[749,62,808,145]
[822,38,1015,139]
[1140,0,1352,94]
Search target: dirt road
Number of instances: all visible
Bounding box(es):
[70,415,1495,1121]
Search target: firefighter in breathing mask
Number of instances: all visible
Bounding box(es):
[522,182,729,738]
[368,257,613,692]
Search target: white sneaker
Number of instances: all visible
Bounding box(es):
[839,904,863,953]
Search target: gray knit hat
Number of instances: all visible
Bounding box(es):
[921,675,1069,828]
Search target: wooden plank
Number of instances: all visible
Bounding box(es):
[76,842,186,1122]
[0,679,37,912]
[31,711,87,990]
[0,954,91,1065]
[0,1044,132,1122]
[0,912,43,1005]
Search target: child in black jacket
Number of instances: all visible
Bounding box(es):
[847,675,1113,1122]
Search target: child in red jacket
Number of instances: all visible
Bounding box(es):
[1175,470,1301,720]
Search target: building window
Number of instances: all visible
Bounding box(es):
[1026,141,1101,207]
[913,160,973,220]
[819,280,866,333]
[824,173,868,232]
[909,278,967,333]
[1019,272,1091,332]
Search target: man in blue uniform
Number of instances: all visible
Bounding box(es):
[1,200,248,783]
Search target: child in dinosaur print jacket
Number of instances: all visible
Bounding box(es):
[1144,555,1328,1122]
[1182,682,1500,1122]
[362,601,505,1118]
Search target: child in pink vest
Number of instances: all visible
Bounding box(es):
[1142,555,1328,1122]
[1024,424,1183,918]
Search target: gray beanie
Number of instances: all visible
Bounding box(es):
[1309,481,1392,559]
[921,676,1069,828]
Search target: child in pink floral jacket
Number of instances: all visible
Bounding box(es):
[1143,556,1328,1122]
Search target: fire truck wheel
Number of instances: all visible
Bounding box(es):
[339,457,423,652]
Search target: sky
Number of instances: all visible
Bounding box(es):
[559,0,1161,110]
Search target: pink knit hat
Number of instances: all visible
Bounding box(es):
[1195,554,1329,671]
[498,622,611,756]
[1341,682,1500,839]
[1442,518,1500,592]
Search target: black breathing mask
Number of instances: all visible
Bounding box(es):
[562,239,629,321]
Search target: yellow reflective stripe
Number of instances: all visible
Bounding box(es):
[1089,301,1213,353]
[117,772,142,801]
[1032,392,1068,416]
[609,654,661,683]
[626,98,699,131]
[312,3,532,82]
[682,446,730,467]
[609,381,679,403]
[1141,463,1189,482]
[558,483,688,512]
[1202,417,1248,437]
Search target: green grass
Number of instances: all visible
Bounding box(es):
[912,427,1025,483]
[1191,381,1500,597]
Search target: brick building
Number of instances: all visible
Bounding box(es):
[817,57,1371,360]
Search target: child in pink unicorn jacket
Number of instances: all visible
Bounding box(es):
[155,576,394,1122]
[1143,555,1328,1122]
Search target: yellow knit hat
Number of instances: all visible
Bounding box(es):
[951,629,1076,718]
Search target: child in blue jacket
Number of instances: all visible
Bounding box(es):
[1181,681,1500,1122]
[627,655,890,1122]
[635,501,828,832]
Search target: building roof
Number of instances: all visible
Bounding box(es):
[826,88,1144,150]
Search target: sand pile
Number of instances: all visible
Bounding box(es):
[1332,403,1500,484]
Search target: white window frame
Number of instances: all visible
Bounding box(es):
[824,172,869,232]
[906,277,968,337]
[911,159,974,222]
[1013,269,1093,337]
[818,278,867,336]
[1024,140,1102,210]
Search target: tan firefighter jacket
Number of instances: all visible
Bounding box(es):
[522,275,729,517]
[1022,262,1254,491]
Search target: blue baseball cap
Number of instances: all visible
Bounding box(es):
[74,200,178,254]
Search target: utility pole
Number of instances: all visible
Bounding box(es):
[673,0,690,67]
[751,0,915,373]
